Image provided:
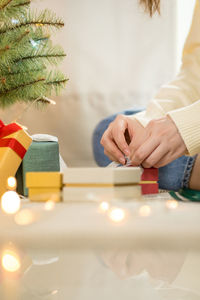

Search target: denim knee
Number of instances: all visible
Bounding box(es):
[158,155,197,191]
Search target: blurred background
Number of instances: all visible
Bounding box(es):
[0,0,196,166]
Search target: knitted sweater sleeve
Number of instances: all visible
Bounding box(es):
[133,0,200,155]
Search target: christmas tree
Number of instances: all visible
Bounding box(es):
[0,0,67,108]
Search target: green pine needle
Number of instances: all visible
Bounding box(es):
[0,1,67,108]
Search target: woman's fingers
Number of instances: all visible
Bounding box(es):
[142,144,169,168]
[101,130,126,164]
[104,149,125,164]
[130,137,160,166]
[146,145,186,168]
[100,115,130,163]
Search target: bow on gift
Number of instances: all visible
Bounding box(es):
[0,120,27,159]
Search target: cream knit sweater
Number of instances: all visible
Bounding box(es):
[133,0,200,156]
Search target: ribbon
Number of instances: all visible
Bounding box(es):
[63,181,157,188]
[0,120,27,159]
[0,122,22,139]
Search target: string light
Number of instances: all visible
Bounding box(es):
[14,209,35,226]
[1,191,21,214]
[51,290,58,295]
[2,250,21,272]
[7,176,17,190]
[44,200,55,211]
[30,39,40,48]
[41,97,56,105]
[11,19,19,24]
[99,201,110,212]
[166,199,178,210]
[86,193,97,201]
[36,23,44,27]
[139,205,152,217]
[108,207,126,223]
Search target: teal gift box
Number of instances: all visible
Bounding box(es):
[16,134,60,196]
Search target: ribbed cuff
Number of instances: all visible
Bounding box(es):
[168,100,200,156]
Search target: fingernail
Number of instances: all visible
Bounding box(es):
[124,149,130,156]
[119,157,125,165]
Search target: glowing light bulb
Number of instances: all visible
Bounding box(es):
[1,191,21,214]
[86,193,96,201]
[30,39,40,48]
[11,19,19,24]
[139,205,151,217]
[108,207,126,223]
[42,97,56,105]
[51,290,58,295]
[99,201,110,212]
[44,200,55,211]
[14,209,35,225]
[7,176,17,190]
[166,199,178,210]
[2,250,21,272]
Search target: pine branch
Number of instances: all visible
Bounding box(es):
[46,79,69,86]
[0,20,64,34]
[0,45,10,54]
[13,0,30,8]
[0,9,64,34]
[0,0,30,20]
[0,78,45,96]
[14,53,66,63]
[0,0,13,10]
[0,4,67,107]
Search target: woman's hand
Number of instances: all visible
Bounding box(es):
[100,115,145,164]
[130,116,187,168]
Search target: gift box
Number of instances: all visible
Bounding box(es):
[140,168,159,195]
[17,134,60,196]
[26,172,62,202]
[63,167,142,201]
[0,120,32,196]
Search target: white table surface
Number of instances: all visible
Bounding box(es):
[1,193,200,251]
[1,193,200,299]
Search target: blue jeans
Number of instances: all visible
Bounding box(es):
[92,109,197,191]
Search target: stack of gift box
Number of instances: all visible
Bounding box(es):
[0,120,159,202]
[26,167,158,202]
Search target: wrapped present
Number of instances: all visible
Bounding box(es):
[108,162,159,195]
[0,120,32,196]
[63,167,142,201]
[17,134,60,196]
[26,172,62,202]
[140,168,159,195]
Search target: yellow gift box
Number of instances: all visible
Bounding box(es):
[26,172,63,202]
[0,121,32,196]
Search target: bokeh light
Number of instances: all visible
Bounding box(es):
[7,177,17,190]
[14,209,35,225]
[51,290,58,295]
[2,250,21,272]
[99,201,110,212]
[86,193,97,201]
[166,199,178,210]
[108,207,126,223]
[1,191,21,214]
[44,200,56,211]
[139,205,152,217]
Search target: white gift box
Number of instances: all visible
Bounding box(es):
[63,167,142,201]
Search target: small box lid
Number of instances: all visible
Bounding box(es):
[26,172,62,188]
[63,167,141,184]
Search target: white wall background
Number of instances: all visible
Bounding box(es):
[0,0,196,166]
[176,0,196,71]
